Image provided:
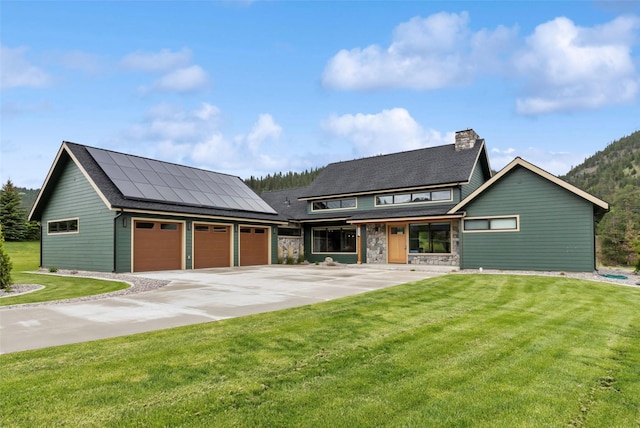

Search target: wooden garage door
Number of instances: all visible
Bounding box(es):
[239,227,269,266]
[193,224,231,268]
[134,220,182,272]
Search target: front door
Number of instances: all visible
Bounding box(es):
[388,224,407,263]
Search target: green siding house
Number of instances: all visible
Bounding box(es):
[31,129,608,274]
[450,158,609,272]
[29,142,286,272]
[262,130,609,272]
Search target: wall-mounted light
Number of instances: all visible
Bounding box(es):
[122,217,127,228]
[187,221,191,231]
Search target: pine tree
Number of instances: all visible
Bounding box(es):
[0,224,13,290]
[0,180,27,241]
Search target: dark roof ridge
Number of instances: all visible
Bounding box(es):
[324,142,456,167]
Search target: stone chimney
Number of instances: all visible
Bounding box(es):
[455,129,479,151]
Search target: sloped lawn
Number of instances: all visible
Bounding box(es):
[2,274,639,426]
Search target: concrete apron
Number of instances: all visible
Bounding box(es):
[0,264,451,354]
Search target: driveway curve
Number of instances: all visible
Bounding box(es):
[0,265,448,354]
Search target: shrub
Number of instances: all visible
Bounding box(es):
[286,256,295,265]
[0,225,13,290]
[48,267,58,273]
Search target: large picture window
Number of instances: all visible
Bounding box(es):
[463,216,519,232]
[409,222,450,253]
[47,218,79,234]
[312,198,356,211]
[312,227,356,253]
[376,189,451,206]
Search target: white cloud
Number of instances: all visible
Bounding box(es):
[120,48,192,72]
[141,65,209,93]
[246,114,283,153]
[122,103,288,176]
[1,45,51,89]
[514,15,640,114]
[490,147,588,175]
[125,102,221,142]
[323,108,453,156]
[322,12,516,90]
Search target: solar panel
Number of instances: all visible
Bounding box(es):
[87,146,277,214]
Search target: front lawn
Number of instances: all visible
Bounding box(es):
[1,241,129,306]
[2,274,639,426]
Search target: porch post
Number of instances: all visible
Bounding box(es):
[357,224,362,264]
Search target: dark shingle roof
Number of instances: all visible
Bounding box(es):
[260,187,310,221]
[31,142,286,223]
[300,142,486,199]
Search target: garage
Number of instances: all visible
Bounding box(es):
[193,224,232,268]
[240,227,269,266]
[133,220,183,272]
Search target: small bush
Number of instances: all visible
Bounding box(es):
[297,254,305,264]
[48,267,58,273]
[0,225,13,290]
[286,256,295,265]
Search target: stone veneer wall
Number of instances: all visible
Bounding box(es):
[365,221,460,266]
[277,236,304,262]
[366,223,387,264]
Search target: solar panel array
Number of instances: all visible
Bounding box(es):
[86,147,276,214]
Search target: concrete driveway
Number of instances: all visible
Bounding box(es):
[0,265,449,354]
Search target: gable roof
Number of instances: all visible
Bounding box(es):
[30,142,286,223]
[299,141,490,200]
[448,157,610,214]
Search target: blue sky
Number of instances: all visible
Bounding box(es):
[2,1,639,189]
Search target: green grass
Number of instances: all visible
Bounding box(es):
[1,241,129,306]
[2,274,639,426]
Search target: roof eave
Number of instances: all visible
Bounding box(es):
[448,157,610,215]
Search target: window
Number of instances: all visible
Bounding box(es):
[375,189,451,206]
[278,227,302,237]
[160,223,178,230]
[213,226,228,233]
[135,222,155,229]
[312,198,356,211]
[409,223,450,253]
[312,227,356,253]
[463,216,519,232]
[195,225,209,232]
[47,218,79,234]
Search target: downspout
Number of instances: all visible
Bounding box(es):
[113,210,124,273]
[39,222,43,269]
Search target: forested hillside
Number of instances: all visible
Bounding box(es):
[244,168,324,194]
[562,130,640,267]
[562,131,640,202]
